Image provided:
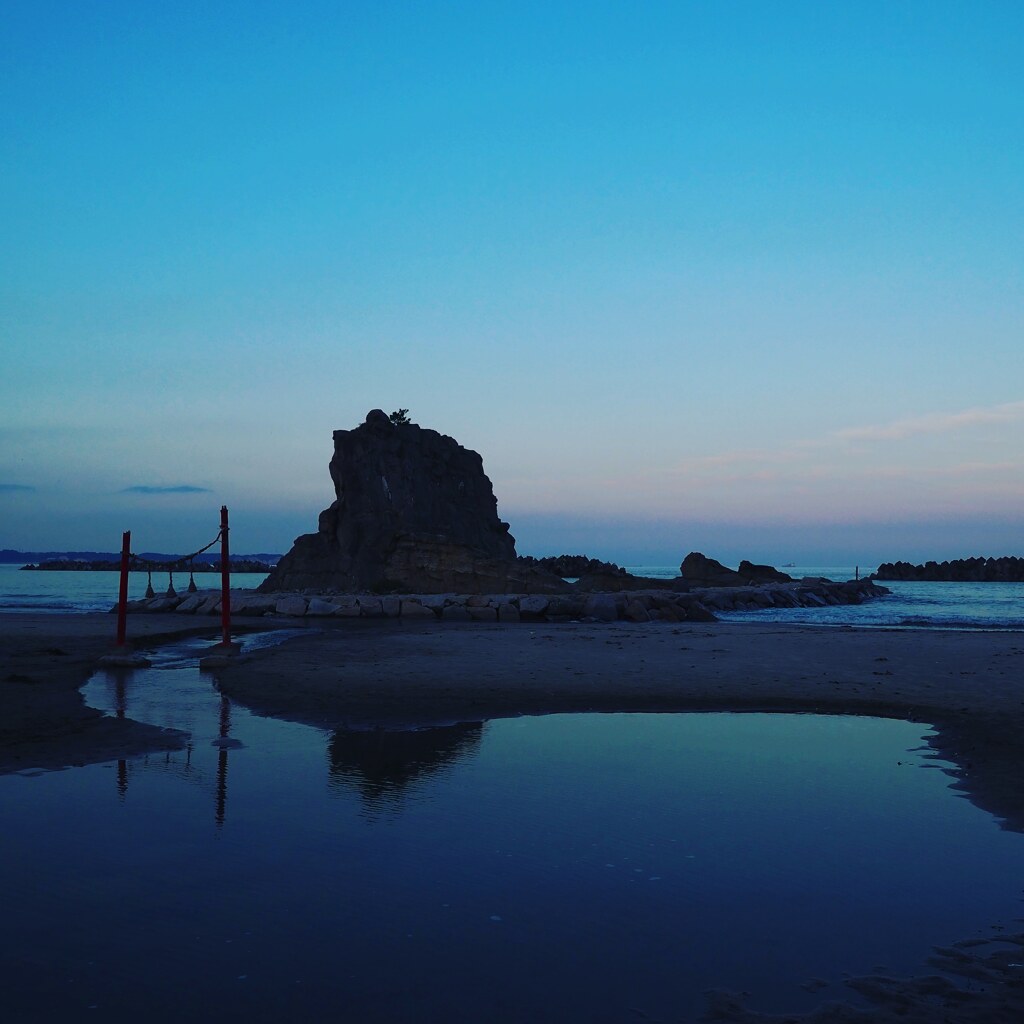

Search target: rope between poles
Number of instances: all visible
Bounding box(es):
[129,530,225,573]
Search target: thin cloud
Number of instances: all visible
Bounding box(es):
[873,460,1023,480]
[836,400,1024,443]
[121,485,213,495]
[666,400,1024,482]
[0,483,36,493]
[702,460,1024,488]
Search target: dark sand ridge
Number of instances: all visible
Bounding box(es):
[3,612,1024,1020]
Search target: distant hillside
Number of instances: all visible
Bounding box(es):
[0,549,281,565]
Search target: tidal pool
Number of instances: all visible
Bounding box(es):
[1,637,1022,1022]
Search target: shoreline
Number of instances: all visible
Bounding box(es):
[3,611,1023,833]
[3,612,1024,829]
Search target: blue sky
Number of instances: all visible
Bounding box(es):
[2,1,1022,564]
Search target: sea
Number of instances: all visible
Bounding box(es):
[0,563,270,614]
[1,561,1022,630]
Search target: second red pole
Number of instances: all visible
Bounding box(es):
[220,505,231,648]
[116,530,131,646]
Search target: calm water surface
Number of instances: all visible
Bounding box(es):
[0,563,267,613]
[2,635,1023,1022]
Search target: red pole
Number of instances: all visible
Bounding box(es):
[220,506,231,647]
[116,530,131,646]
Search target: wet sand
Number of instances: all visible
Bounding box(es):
[3,611,1023,1020]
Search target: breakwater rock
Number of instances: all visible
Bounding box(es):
[260,410,567,595]
[517,554,628,579]
[121,578,888,624]
[874,556,1024,582]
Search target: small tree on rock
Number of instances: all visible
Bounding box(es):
[389,408,410,425]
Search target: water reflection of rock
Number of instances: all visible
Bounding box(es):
[327,722,483,806]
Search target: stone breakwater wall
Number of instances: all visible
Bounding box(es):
[118,579,887,624]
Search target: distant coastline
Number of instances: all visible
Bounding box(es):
[1,548,281,565]
[874,555,1024,582]
[19,556,277,574]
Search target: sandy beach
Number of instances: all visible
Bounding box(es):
[3,611,1023,1021]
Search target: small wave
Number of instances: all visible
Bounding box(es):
[0,598,108,614]
[897,615,1024,631]
[719,601,1024,632]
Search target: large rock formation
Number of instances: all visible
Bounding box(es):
[260,410,567,594]
[679,552,744,587]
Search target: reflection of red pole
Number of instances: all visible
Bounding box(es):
[116,530,130,646]
[220,506,230,647]
[216,693,230,826]
[216,748,228,826]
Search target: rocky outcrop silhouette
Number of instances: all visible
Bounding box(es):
[680,552,794,587]
[260,410,567,594]
[737,559,794,584]
[679,552,744,586]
